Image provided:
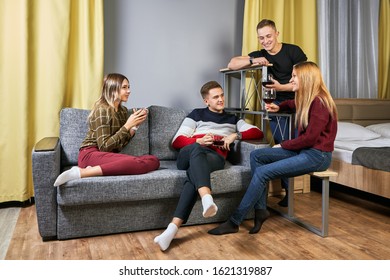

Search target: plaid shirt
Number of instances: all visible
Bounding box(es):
[80,105,131,152]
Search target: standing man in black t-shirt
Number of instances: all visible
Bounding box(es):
[227,19,307,206]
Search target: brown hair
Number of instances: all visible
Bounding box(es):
[200,81,222,99]
[256,19,277,31]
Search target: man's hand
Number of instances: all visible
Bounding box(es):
[197,133,214,146]
[221,133,237,151]
[252,57,270,66]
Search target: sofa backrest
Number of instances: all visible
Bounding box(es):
[60,108,90,167]
[59,105,187,166]
[147,105,187,160]
[119,110,150,157]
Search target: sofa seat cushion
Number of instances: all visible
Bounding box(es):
[56,161,252,207]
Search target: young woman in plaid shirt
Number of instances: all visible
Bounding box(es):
[54,73,160,186]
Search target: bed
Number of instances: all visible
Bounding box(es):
[330,99,390,199]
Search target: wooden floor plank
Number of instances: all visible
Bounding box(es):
[5,189,390,260]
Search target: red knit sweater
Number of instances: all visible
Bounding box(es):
[278,98,337,152]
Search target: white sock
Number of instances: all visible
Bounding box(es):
[154,223,178,251]
[202,194,218,218]
[54,167,81,186]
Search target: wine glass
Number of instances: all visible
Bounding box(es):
[212,135,224,146]
[263,89,276,120]
[262,74,276,120]
[262,73,274,88]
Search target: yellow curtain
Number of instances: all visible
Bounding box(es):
[242,0,317,131]
[0,0,103,203]
[378,0,390,99]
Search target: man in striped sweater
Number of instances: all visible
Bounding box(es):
[154,81,263,251]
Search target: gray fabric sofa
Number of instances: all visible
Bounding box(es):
[32,105,268,241]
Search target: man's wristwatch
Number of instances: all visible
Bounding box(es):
[236,131,242,140]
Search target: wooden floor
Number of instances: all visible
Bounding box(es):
[5,187,390,260]
[0,207,20,260]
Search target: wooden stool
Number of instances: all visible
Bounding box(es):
[285,170,338,237]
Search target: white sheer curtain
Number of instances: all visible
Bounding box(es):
[317,0,380,98]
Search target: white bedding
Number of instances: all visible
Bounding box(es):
[332,122,390,164]
[332,148,354,163]
[333,137,390,164]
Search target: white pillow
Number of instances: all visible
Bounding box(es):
[336,122,381,141]
[365,123,390,138]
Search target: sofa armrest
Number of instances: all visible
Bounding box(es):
[32,137,61,240]
[34,137,59,151]
[228,140,270,166]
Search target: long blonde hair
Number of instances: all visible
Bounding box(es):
[293,62,338,129]
[88,73,128,120]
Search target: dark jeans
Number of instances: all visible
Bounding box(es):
[173,143,225,223]
[229,147,332,226]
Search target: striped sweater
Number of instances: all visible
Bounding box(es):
[172,108,263,158]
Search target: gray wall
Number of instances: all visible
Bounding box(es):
[104,0,244,110]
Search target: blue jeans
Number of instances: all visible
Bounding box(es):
[229,147,332,225]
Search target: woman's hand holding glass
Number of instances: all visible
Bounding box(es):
[265,103,280,113]
[125,108,148,130]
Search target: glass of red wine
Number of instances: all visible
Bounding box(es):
[213,135,224,146]
[262,74,276,120]
[262,73,274,88]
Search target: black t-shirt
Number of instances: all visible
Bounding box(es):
[249,43,307,102]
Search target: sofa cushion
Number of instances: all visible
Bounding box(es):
[60,108,89,166]
[148,105,187,160]
[56,161,252,206]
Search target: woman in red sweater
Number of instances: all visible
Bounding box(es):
[208,61,338,235]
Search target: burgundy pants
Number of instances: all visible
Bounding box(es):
[78,146,160,175]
